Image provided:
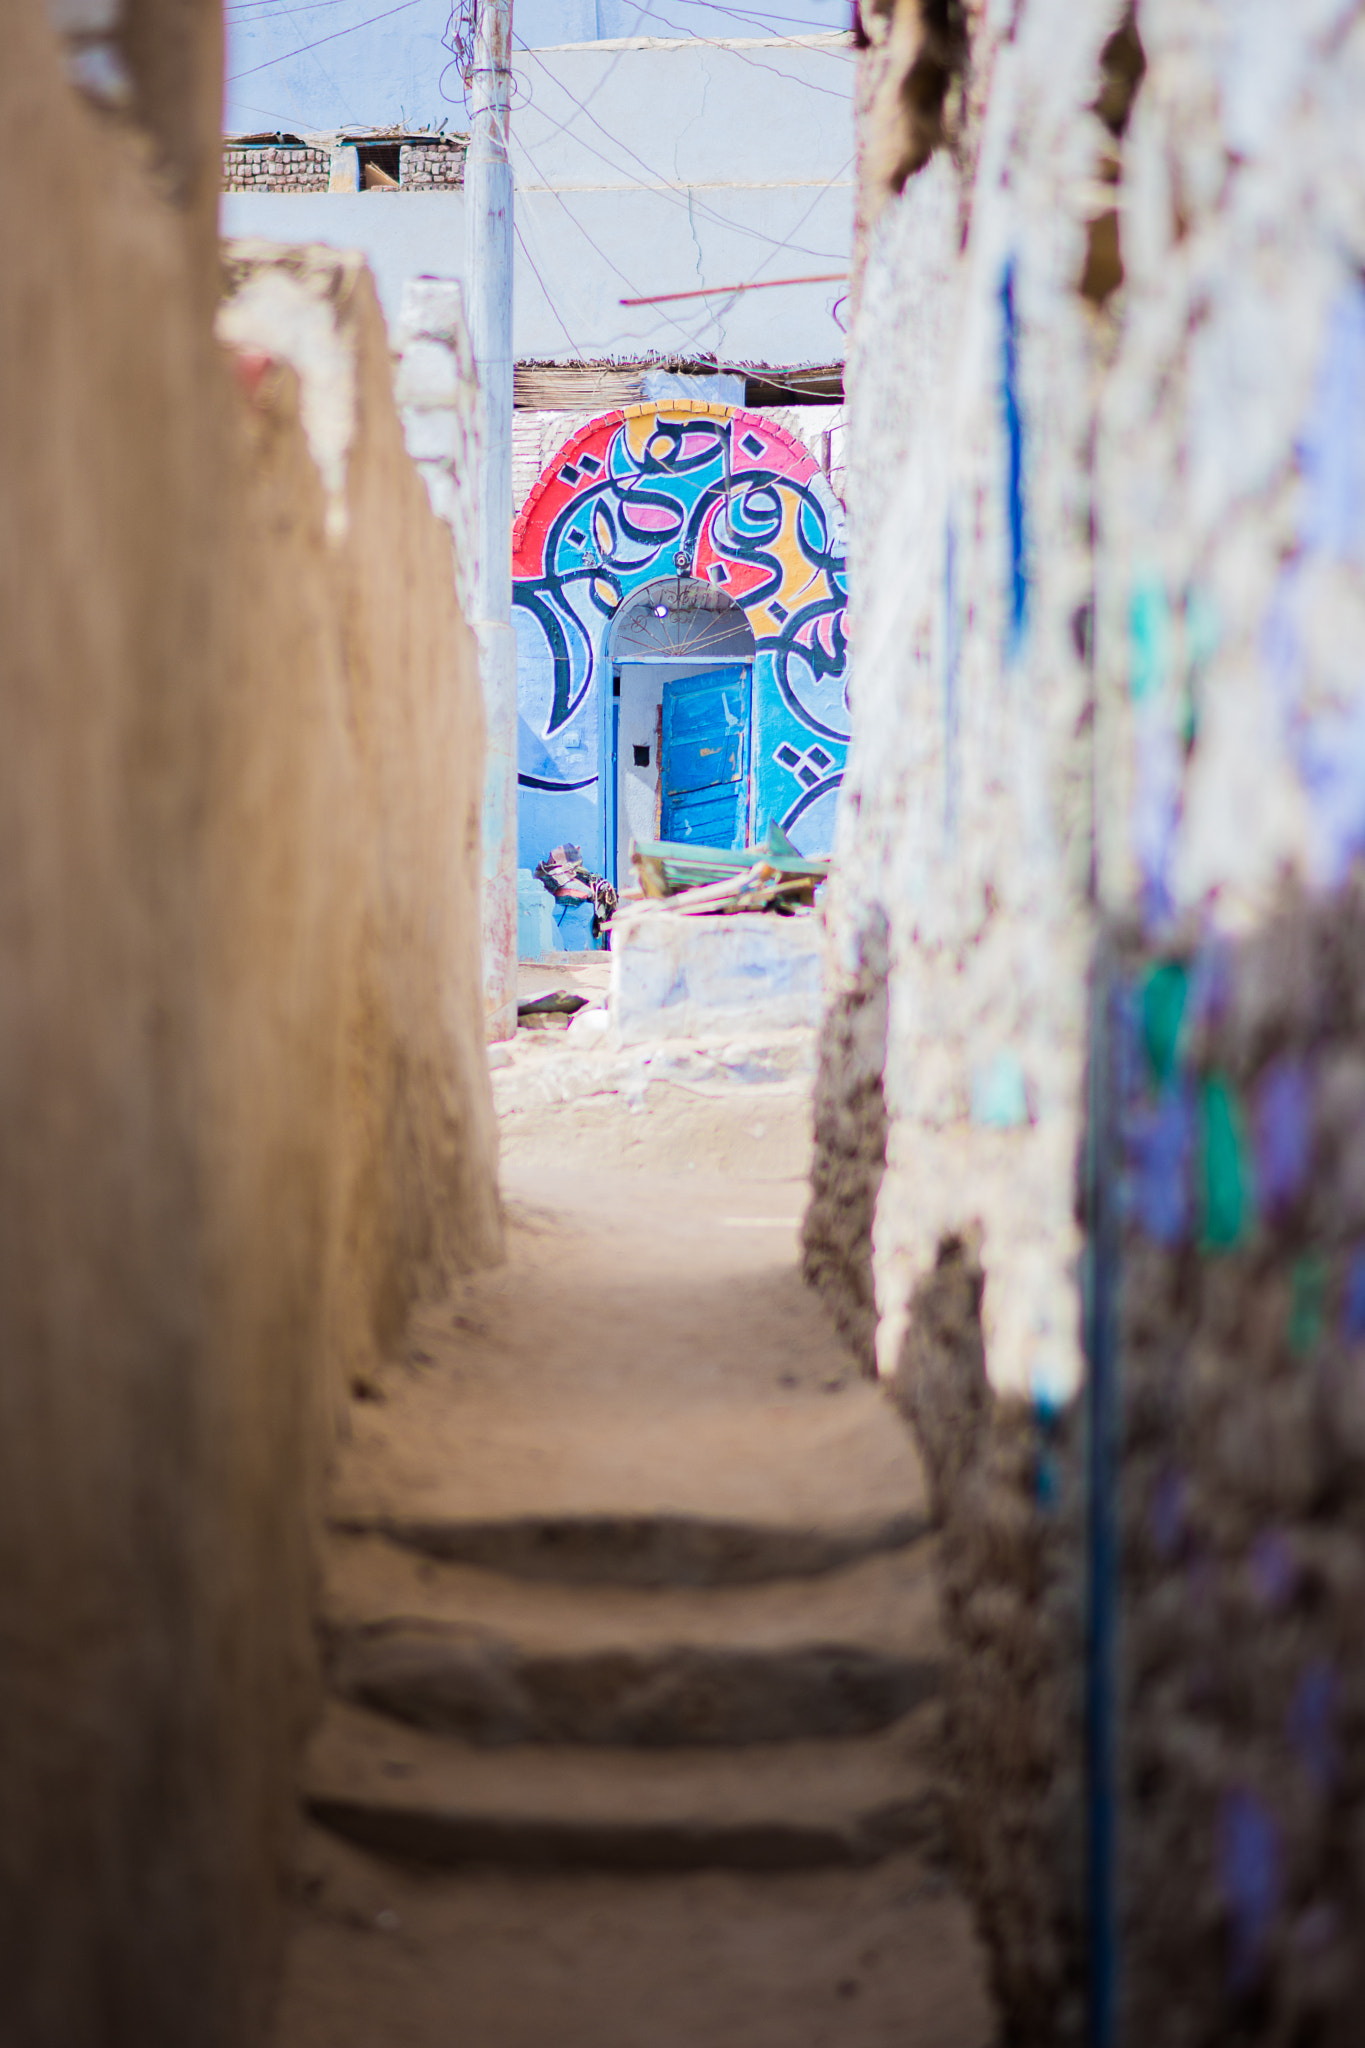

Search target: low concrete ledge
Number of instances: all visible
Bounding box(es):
[611,911,824,1044]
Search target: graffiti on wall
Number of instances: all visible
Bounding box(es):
[512,401,849,868]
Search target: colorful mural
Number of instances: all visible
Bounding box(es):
[512,400,849,872]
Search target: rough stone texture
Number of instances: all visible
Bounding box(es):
[809,0,1119,2020]
[1088,19,1365,2036]
[0,9,497,2043]
[610,911,825,1044]
[219,141,465,195]
[891,1234,1085,2048]
[399,140,467,189]
[222,144,330,192]
[272,1836,991,2048]
[802,906,890,1373]
[218,239,503,1394]
[392,274,481,624]
[817,1,1365,2040]
[819,0,1127,1400]
[304,1700,947,1873]
[322,1534,943,1747]
[1105,888,1365,2046]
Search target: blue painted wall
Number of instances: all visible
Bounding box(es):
[513,401,848,876]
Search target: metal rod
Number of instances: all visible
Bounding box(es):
[1084,939,1122,2048]
[467,0,518,1039]
[619,273,847,307]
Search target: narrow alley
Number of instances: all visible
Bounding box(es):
[271,981,992,2047]
[14,1,1365,2042]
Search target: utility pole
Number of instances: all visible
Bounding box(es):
[466,0,517,1040]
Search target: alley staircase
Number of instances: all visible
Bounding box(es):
[300,1073,948,1883]
[306,1426,943,1875]
[274,1057,993,2048]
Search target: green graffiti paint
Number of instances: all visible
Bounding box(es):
[1186,586,1221,670]
[1181,587,1219,752]
[1129,578,1172,703]
[1289,1254,1328,1356]
[1200,1074,1252,1250]
[1142,961,1188,1085]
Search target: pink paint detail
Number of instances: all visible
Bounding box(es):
[625,501,678,533]
[511,403,823,574]
[229,347,275,403]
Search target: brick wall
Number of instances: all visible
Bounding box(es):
[221,142,466,194]
[399,141,466,189]
[222,144,328,193]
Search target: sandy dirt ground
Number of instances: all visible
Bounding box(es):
[269,982,995,2048]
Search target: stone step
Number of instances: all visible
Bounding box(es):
[330,1502,929,1588]
[323,1535,943,1746]
[304,1701,945,1873]
[330,1391,930,1587]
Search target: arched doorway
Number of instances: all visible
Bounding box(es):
[606,578,757,882]
[512,401,849,886]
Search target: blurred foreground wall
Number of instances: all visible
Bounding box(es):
[811,1,1365,2040]
[0,6,500,2043]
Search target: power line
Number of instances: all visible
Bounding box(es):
[516,123,850,366]
[513,38,849,264]
[550,8,857,101]
[226,0,324,126]
[599,0,850,33]
[513,211,588,363]
[613,2,856,91]
[658,0,852,29]
[226,0,422,81]
[638,10,855,96]
[225,0,360,17]
[690,143,853,355]
[512,50,854,358]
[511,128,712,354]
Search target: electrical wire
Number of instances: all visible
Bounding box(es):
[225,0,363,17]
[647,0,850,30]
[513,37,849,264]
[511,48,850,241]
[226,0,323,126]
[600,0,849,35]
[515,163,846,406]
[512,53,854,360]
[607,0,856,91]
[638,16,854,95]
[512,127,712,354]
[226,0,422,82]
[684,140,853,358]
[516,123,849,371]
[542,6,856,101]
[513,212,589,363]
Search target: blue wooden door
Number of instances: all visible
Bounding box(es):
[659,665,751,849]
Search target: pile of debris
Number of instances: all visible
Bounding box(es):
[627,823,829,918]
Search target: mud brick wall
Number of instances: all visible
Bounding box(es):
[222,144,329,192]
[815,1,1365,2040]
[400,141,466,188]
[802,906,889,1374]
[892,1233,1087,2048]
[2,10,498,2042]
[1108,887,1365,2044]
[814,0,1133,1394]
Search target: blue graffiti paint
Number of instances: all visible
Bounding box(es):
[1000,261,1028,657]
[513,405,850,871]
